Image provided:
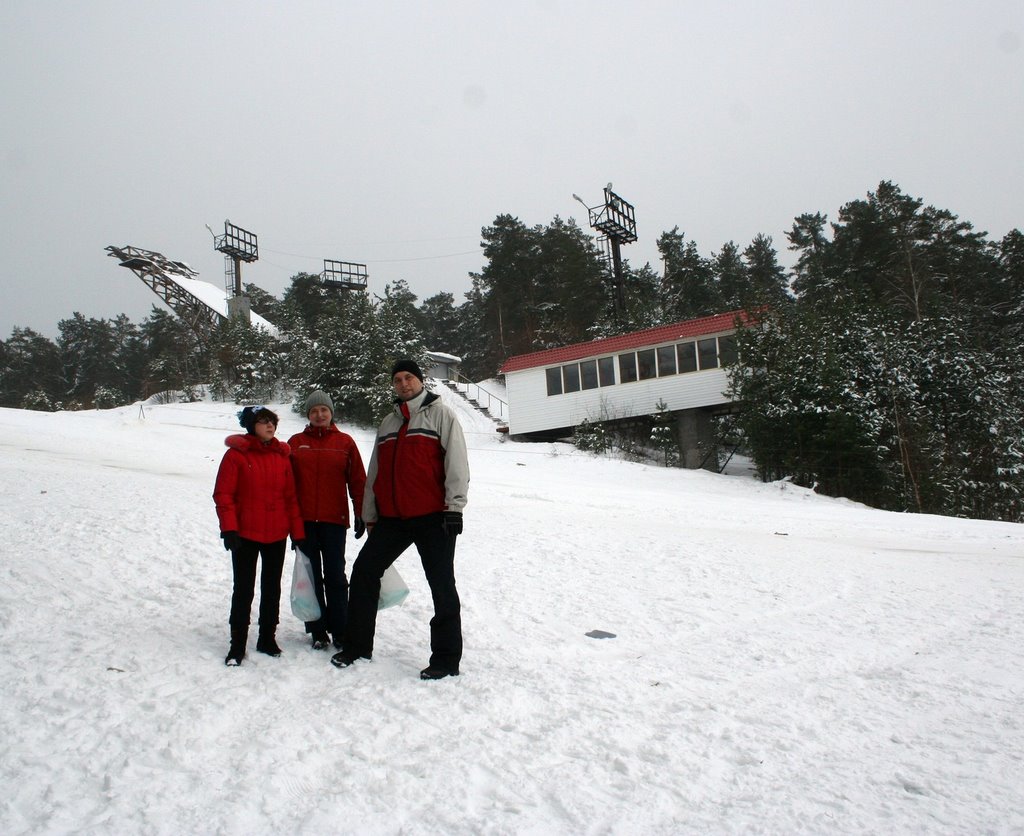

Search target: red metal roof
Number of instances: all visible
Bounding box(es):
[499,310,751,374]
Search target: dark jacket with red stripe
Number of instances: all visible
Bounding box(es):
[213,434,305,544]
[363,389,469,523]
[287,423,366,526]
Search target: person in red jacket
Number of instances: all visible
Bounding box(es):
[287,390,367,650]
[214,405,305,666]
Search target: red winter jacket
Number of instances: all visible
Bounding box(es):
[363,389,469,523]
[213,434,305,544]
[287,424,366,526]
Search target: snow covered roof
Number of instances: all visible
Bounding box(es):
[499,309,751,374]
[426,351,462,364]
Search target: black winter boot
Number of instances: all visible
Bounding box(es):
[225,627,247,666]
[256,629,282,657]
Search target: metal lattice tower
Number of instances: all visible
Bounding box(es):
[105,244,224,344]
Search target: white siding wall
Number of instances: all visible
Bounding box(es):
[506,365,732,435]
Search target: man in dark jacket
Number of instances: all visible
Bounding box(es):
[288,390,367,650]
[332,360,469,680]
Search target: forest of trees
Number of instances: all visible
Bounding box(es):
[1,181,1020,521]
[729,182,1022,523]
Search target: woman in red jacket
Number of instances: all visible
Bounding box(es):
[288,390,367,651]
[214,406,305,666]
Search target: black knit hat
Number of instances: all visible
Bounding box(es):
[391,359,424,382]
[238,405,279,434]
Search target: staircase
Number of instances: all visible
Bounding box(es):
[440,376,508,429]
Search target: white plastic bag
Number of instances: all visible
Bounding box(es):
[378,563,409,610]
[290,547,322,622]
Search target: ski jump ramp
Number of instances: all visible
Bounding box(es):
[106,244,280,339]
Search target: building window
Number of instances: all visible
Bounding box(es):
[546,367,562,396]
[619,352,638,383]
[657,345,677,376]
[678,341,697,373]
[563,364,581,393]
[637,349,656,380]
[697,338,719,370]
[719,334,737,366]
[544,332,735,397]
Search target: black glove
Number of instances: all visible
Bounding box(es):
[221,531,240,552]
[353,517,366,539]
[442,511,463,537]
[291,539,307,554]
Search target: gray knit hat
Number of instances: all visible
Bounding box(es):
[304,389,334,418]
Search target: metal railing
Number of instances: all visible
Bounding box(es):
[443,372,508,422]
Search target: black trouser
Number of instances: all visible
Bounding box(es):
[229,538,286,629]
[302,521,348,640]
[342,513,462,672]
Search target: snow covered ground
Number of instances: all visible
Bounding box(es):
[1,386,1022,835]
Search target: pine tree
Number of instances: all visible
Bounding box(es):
[243,282,282,323]
[0,327,61,408]
[277,273,331,338]
[287,290,375,423]
[470,214,607,374]
[650,400,679,467]
[712,242,747,311]
[573,418,608,454]
[21,390,56,411]
[287,281,428,426]
[906,319,1023,521]
[787,212,833,303]
[727,305,903,507]
[470,214,539,375]
[371,280,429,421]
[743,234,791,308]
[418,292,464,357]
[802,181,1000,325]
[210,316,282,403]
[139,307,205,400]
[56,313,142,408]
[657,228,721,320]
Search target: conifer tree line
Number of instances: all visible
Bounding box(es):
[729,182,1022,523]
[1,181,1020,520]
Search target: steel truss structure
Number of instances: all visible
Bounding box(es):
[105,244,224,342]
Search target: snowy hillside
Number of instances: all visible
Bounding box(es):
[1,391,1022,835]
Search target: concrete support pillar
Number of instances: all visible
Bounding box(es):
[226,295,251,323]
[675,407,717,471]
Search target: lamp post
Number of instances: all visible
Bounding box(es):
[572,193,597,226]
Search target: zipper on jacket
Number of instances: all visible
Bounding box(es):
[392,401,411,517]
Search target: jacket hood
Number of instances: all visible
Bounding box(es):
[225,433,291,456]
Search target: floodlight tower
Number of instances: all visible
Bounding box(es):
[573,184,637,322]
[320,259,368,292]
[212,220,259,321]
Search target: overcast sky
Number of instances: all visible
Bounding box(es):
[2,1,1021,339]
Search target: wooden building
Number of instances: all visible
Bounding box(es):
[498,310,748,468]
